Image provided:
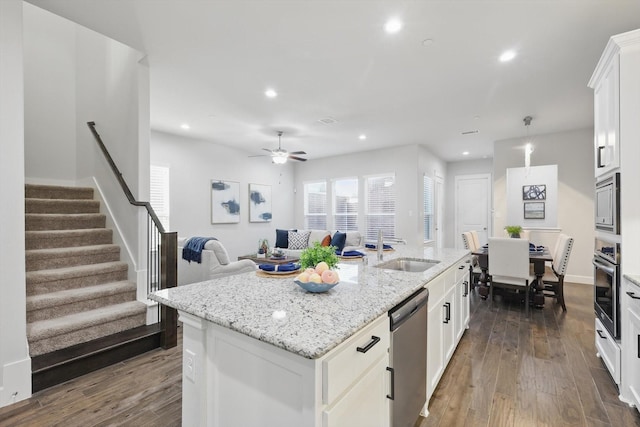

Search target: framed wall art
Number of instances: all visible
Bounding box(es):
[211,180,240,224]
[522,184,546,200]
[249,183,272,222]
[524,201,545,219]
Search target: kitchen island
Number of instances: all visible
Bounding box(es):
[149,246,470,427]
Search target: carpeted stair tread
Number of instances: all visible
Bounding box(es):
[26,281,136,322]
[26,244,121,271]
[25,213,106,231]
[27,302,147,356]
[26,262,128,296]
[25,184,94,200]
[25,229,113,250]
[26,198,100,214]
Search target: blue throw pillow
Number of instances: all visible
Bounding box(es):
[330,231,347,251]
[276,229,294,248]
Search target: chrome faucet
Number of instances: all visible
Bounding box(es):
[377,229,384,261]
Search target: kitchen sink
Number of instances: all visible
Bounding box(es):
[375,257,440,272]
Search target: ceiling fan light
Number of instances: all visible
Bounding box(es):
[273,155,287,164]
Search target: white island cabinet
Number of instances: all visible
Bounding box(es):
[149,247,470,426]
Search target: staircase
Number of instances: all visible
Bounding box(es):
[25,184,161,391]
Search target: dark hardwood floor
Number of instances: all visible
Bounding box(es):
[1,283,639,426]
[418,282,640,427]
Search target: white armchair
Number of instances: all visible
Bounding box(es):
[177,237,256,285]
[488,237,535,317]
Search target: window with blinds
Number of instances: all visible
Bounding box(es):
[423,175,434,241]
[333,178,358,231]
[150,165,170,230]
[304,181,327,230]
[365,174,396,241]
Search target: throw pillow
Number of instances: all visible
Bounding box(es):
[330,231,347,251]
[288,231,311,250]
[321,235,332,246]
[275,229,292,248]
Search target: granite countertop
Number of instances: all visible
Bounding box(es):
[149,246,469,359]
[624,274,640,288]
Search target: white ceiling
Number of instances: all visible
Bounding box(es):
[27,0,640,162]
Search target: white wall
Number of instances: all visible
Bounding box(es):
[444,158,493,248]
[293,144,446,248]
[493,128,594,284]
[23,4,149,284]
[150,131,295,260]
[0,0,31,407]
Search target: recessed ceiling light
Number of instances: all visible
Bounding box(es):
[384,18,403,34]
[499,50,516,62]
[422,38,434,46]
[180,123,190,130]
[359,134,367,140]
[462,151,470,156]
[265,88,278,98]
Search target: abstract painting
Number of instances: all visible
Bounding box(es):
[211,180,240,224]
[249,183,272,222]
[524,202,545,219]
[522,184,546,200]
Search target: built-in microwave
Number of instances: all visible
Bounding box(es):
[595,172,620,234]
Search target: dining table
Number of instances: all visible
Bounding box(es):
[472,245,553,307]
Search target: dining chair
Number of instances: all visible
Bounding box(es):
[542,234,574,311]
[470,230,481,250]
[488,237,535,317]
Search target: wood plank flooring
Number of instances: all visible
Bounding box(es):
[1,283,639,426]
[418,282,640,427]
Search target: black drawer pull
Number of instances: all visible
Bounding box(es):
[597,329,607,340]
[627,291,640,300]
[443,303,451,323]
[638,335,640,359]
[463,281,469,297]
[357,335,381,353]
[386,367,394,400]
[458,265,465,270]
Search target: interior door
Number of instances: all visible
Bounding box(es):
[455,174,491,248]
[434,176,444,249]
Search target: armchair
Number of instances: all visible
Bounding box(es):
[177,237,256,285]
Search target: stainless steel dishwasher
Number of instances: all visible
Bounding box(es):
[388,287,429,427]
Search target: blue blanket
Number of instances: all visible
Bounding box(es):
[182,237,217,264]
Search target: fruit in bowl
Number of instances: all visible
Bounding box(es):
[295,263,340,284]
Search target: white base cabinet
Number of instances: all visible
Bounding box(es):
[426,256,471,403]
[595,317,621,385]
[179,311,390,427]
[625,283,640,410]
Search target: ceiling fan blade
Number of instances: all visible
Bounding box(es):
[262,148,273,153]
[288,151,306,155]
[248,154,270,157]
[289,155,307,162]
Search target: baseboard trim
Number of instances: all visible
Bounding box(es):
[31,324,161,393]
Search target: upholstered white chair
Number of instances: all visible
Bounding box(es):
[488,237,535,317]
[470,230,481,250]
[541,234,574,311]
[177,237,257,285]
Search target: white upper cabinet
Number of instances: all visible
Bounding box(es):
[590,53,620,177]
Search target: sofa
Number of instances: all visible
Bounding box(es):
[177,237,257,285]
[274,229,364,257]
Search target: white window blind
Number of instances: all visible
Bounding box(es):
[150,165,170,230]
[365,174,396,241]
[423,175,434,241]
[333,178,358,231]
[304,181,327,230]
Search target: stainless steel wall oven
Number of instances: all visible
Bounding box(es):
[593,238,620,339]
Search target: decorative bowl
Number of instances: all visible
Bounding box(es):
[294,280,339,293]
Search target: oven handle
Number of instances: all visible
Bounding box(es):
[592,258,615,275]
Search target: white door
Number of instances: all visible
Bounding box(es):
[455,174,491,248]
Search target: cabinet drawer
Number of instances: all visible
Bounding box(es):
[595,318,621,384]
[323,314,389,406]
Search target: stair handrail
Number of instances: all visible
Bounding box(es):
[87,121,177,349]
[87,121,166,234]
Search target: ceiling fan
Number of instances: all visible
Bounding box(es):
[250,131,307,164]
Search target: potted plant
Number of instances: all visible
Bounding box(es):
[505,225,523,238]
